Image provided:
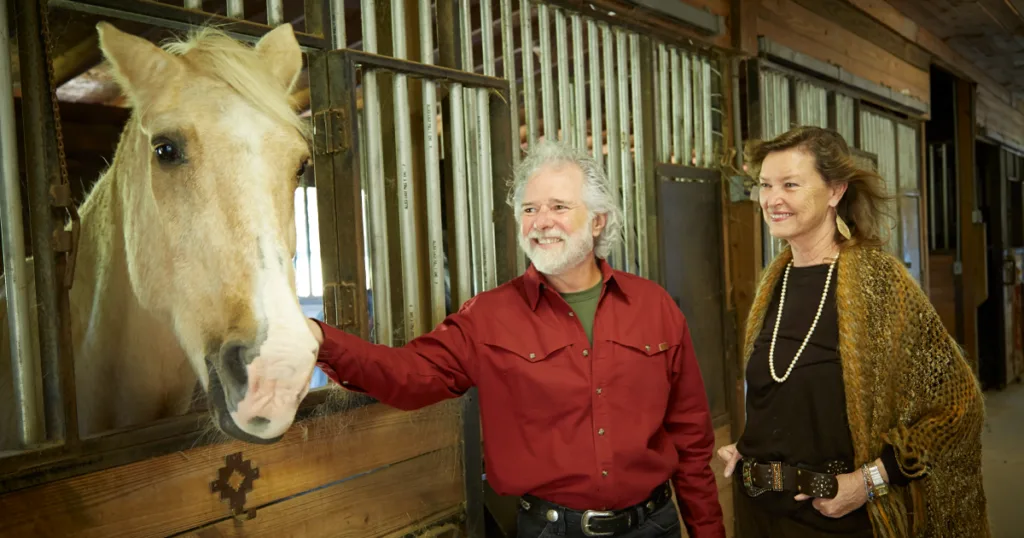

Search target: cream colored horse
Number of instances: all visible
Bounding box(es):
[0,22,320,451]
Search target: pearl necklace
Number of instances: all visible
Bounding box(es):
[768,254,838,383]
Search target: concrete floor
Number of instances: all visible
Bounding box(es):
[983,382,1024,538]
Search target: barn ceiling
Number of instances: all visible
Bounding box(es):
[885,0,1024,102]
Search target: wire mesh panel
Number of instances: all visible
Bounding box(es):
[795,79,827,128]
[858,109,899,256]
[835,93,855,144]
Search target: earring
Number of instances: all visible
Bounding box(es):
[836,213,852,240]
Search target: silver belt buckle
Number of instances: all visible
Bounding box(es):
[581,510,615,537]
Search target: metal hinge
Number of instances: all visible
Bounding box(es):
[313,108,349,155]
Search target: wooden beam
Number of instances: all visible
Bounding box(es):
[0,400,462,537]
[956,77,985,374]
[730,0,759,56]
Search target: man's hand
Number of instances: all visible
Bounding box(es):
[307,318,324,345]
[717,443,742,478]
[793,470,867,518]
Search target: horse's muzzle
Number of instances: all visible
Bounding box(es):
[206,359,284,445]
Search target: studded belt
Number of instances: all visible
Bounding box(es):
[741,458,846,499]
[519,482,672,537]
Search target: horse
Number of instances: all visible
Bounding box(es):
[0,22,321,451]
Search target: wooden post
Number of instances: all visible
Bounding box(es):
[955,77,985,375]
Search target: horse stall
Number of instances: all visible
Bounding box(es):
[0,0,518,535]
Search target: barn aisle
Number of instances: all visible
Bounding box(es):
[983,382,1024,538]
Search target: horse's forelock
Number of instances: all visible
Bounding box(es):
[159,27,309,141]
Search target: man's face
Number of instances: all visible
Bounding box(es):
[517,162,604,275]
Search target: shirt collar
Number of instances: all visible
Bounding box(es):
[523,257,628,310]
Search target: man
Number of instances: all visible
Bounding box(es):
[308,140,724,538]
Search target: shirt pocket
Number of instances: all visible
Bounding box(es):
[606,335,678,401]
[481,334,577,419]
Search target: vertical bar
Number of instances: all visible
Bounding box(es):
[692,53,703,167]
[16,0,69,445]
[639,36,659,284]
[185,0,201,9]
[361,0,393,344]
[630,34,648,278]
[451,87,473,307]
[501,0,520,165]
[420,0,446,328]
[521,0,538,147]
[1,0,43,447]
[601,23,621,267]
[616,29,633,274]
[572,14,586,150]
[477,90,497,290]
[683,51,693,165]
[460,0,482,293]
[481,0,496,77]
[587,19,602,163]
[929,145,937,251]
[658,43,669,163]
[538,4,556,139]
[670,48,682,164]
[266,0,284,25]
[227,0,244,18]
[391,0,423,338]
[702,57,713,168]
[555,8,571,144]
[330,0,347,48]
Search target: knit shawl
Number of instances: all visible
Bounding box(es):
[742,245,989,537]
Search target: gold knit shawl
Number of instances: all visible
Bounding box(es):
[742,245,990,537]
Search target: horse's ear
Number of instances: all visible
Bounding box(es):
[96,22,182,105]
[255,24,302,93]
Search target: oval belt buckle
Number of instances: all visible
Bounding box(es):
[581,510,615,537]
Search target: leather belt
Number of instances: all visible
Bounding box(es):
[520,482,672,537]
[741,458,842,499]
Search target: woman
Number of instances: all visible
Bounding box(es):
[717,126,989,537]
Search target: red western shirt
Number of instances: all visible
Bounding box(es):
[314,260,724,538]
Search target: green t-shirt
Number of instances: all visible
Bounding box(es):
[560,280,603,346]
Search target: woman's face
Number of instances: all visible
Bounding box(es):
[758,147,846,243]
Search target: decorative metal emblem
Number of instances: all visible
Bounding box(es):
[210,452,260,521]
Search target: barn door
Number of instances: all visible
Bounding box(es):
[654,164,729,424]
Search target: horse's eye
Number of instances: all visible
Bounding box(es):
[296,159,309,178]
[153,138,184,164]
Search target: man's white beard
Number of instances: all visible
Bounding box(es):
[518,219,595,276]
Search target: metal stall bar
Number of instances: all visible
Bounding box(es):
[391,0,424,339]
[941,144,949,251]
[501,0,525,276]
[692,53,703,167]
[452,85,473,307]
[330,0,346,48]
[227,0,243,18]
[185,0,201,9]
[501,0,520,165]
[420,0,446,327]
[556,8,571,144]
[538,4,556,139]
[1,0,43,448]
[929,145,937,251]
[702,57,713,167]
[460,0,483,294]
[682,51,693,166]
[361,0,393,344]
[266,0,283,25]
[587,18,602,163]
[572,13,586,150]
[480,0,498,291]
[670,48,682,163]
[630,34,648,278]
[521,0,538,147]
[601,23,621,267]
[658,43,669,163]
[615,29,634,274]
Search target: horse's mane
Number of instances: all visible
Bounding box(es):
[161,26,310,140]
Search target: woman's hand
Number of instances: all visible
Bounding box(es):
[794,470,867,518]
[717,443,743,478]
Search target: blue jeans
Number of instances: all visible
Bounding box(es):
[515,497,683,538]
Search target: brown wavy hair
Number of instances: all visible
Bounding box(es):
[746,126,894,248]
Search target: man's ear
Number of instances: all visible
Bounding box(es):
[592,212,608,237]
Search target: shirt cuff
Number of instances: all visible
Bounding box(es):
[880,443,914,486]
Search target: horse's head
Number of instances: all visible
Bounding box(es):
[96,22,318,443]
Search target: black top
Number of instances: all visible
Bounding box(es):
[736,262,872,532]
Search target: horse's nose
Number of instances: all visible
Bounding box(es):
[219,341,250,407]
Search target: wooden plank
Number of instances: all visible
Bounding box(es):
[186,447,464,538]
[0,400,462,538]
[726,200,760,436]
[845,0,920,43]
[789,0,931,70]
[678,0,732,50]
[978,85,1024,149]
[929,254,959,338]
[730,0,759,55]
[756,0,930,106]
[957,77,985,372]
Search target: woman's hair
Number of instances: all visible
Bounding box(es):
[746,125,894,248]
